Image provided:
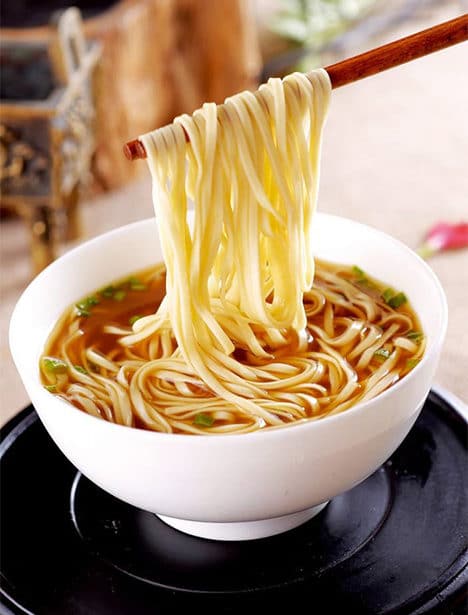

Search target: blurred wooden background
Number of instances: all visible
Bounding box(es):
[1,0,261,191]
[1,0,467,423]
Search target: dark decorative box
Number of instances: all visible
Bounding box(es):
[0,8,100,273]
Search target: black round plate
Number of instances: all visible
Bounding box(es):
[1,390,467,614]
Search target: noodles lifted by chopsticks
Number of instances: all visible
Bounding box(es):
[134,70,331,428]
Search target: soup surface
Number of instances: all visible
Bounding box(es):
[41,260,425,434]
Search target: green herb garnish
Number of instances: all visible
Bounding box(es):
[74,365,88,375]
[100,278,146,302]
[352,265,366,278]
[44,384,57,393]
[42,357,68,374]
[128,276,147,291]
[129,315,143,326]
[388,292,407,309]
[381,288,395,303]
[76,295,100,317]
[406,358,420,369]
[193,413,215,427]
[381,288,407,309]
[113,289,127,302]
[352,265,377,290]
[75,304,90,317]
[406,331,424,343]
[100,285,116,298]
[374,348,390,362]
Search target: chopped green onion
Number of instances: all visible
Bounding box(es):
[381,288,395,304]
[373,348,390,362]
[406,331,424,342]
[193,413,215,427]
[113,290,127,302]
[76,295,99,317]
[75,304,90,317]
[44,384,57,393]
[128,277,147,291]
[388,292,407,309]
[43,357,68,374]
[74,365,88,375]
[352,265,368,285]
[352,265,366,278]
[77,296,99,309]
[381,288,408,309]
[100,285,116,298]
[352,265,377,290]
[406,358,420,369]
[129,315,143,326]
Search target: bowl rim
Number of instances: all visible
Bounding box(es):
[10,212,448,443]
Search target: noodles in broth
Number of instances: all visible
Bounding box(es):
[40,70,425,434]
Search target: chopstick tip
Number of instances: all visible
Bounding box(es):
[124,140,146,161]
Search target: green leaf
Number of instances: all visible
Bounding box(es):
[270,16,309,42]
[44,384,57,393]
[406,358,420,369]
[129,315,143,326]
[193,413,215,427]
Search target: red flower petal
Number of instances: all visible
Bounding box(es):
[417,222,468,258]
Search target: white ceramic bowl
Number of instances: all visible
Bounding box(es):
[9,214,447,540]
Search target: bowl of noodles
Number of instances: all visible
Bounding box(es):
[9,212,446,540]
[10,71,447,540]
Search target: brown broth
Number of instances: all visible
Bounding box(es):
[45,265,166,363]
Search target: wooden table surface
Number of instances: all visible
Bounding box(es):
[1,4,467,426]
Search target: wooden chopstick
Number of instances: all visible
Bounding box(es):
[124,14,468,161]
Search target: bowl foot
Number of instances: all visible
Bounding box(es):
[157,502,329,541]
